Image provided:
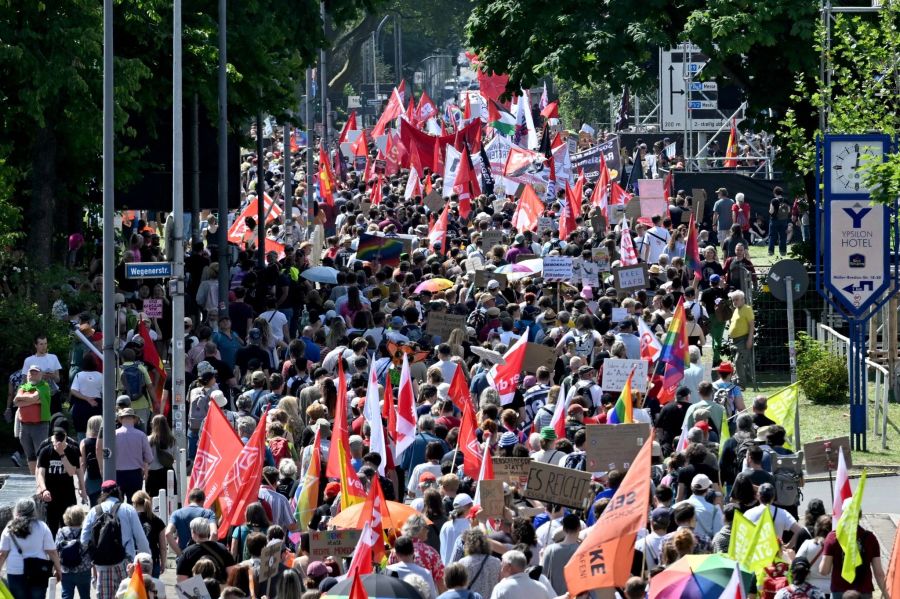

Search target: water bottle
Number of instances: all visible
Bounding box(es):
[300,306,309,327]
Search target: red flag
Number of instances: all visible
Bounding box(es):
[326,360,353,478]
[463,94,472,120]
[511,184,544,233]
[424,173,433,195]
[559,182,576,241]
[370,174,383,206]
[351,130,368,158]
[405,98,416,124]
[318,144,335,206]
[427,203,450,255]
[540,100,559,119]
[137,321,166,409]
[832,447,852,522]
[346,481,378,576]
[372,86,404,137]
[454,148,480,220]
[663,169,674,200]
[458,402,483,479]
[410,143,424,178]
[547,389,569,439]
[380,373,397,471]
[215,411,268,539]
[433,141,444,179]
[416,91,438,124]
[348,573,369,599]
[591,153,611,211]
[395,355,417,459]
[384,135,400,176]
[609,181,631,206]
[564,432,655,593]
[338,111,357,144]
[190,402,243,504]
[551,132,564,149]
[487,335,528,405]
[473,434,495,507]
[448,364,474,414]
[724,118,739,168]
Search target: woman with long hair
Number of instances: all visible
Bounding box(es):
[794,514,832,596]
[276,568,306,599]
[132,491,167,577]
[230,503,271,562]
[457,529,501,599]
[80,415,103,505]
[0,498,62,599]
[422,489,447,553]
[146,415,175,498]
[339,286,368,326]
[252,317,277,369]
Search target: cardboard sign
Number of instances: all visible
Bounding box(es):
[424,190,444,214]
[309,529,362,560]
[613,264,649,292]
[426,313,468,340]
[494,457,532,486]
[592,247,611,272]
[478,479,506,519]
[474,270,508,290]
[585,423,652,473]
[611,308,629,323]
[581,261,600,288]
[463,256,484,272]
[143,298,163,319]
[537,216,556,236]
[691,188,707,221]
[522,342,558,374]
[176,576,213,599]
[543,256,574,282]
[601,358,649,393]
[258,541,283,583]
[804,436,852,475]
[481,229,505,249]
[625,197,642,220]
[524,461,594,510]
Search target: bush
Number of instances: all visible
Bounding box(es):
[796,332,849,404]
[0,298,72,379]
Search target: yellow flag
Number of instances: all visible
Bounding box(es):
[765,382,800,448]
[836,470,867,582]
[728,509,755,562]
[746,506,781,575]
[719,415,731,459]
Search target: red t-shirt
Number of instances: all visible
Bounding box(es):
[822,528,880,593]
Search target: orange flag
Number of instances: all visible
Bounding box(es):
[886,520,900,599]
[724,118,739,168]
[448,364,473,414]
[564,430,655,594]
[123,562,148,599]
[349,573,369,599]
[137,321,166,410]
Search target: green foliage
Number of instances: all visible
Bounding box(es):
[796,332,849,405]
[0,156,22,250]
[0,298,73,379]
[556,80,612,132]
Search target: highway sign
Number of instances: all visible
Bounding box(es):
[125,262,173,279]
[659,46,735,131]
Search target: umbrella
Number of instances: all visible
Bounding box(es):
[414,278,454,294]
[517,257,544,273]
[329,500,430,530]
[495,263,534,274]
[301,266,339,284]
[649,554,754,599]
[325,574,421,599]
[470,345,506,365]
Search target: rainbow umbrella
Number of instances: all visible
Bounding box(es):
[649,554,754,599]
[414,278,454,294]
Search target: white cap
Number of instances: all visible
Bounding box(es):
[210,390,228,408]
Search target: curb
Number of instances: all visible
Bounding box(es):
[806,469,898,483]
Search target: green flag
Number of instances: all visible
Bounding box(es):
[729,509,756,563]
[765,382,800,448]
[836,470,867,582]
[719,414,731,459]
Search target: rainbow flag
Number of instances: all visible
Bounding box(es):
[607,368,635,424]
[655,297,688,403]
[356,233,405,266]
[685,213,702,280]
[293,428,322,531]
[122,563,148,599]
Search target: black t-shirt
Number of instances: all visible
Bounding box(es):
[140,512,166,564]
[37,442,81,501]
[700,287,729,318]
[236,345,273,376]
[229,302,255,339]
[747,469,775,487]
[175,540,236,581]
[676,462,719,489]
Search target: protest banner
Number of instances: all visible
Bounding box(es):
[592,247,611,272]
[143,298,163,319]
[804,436,852,475]
[426,313,468,340]
[493,457,532,486]
[309,529,362,560]
[474,270,508,290]
[613,264,649,292]
[524,461,594,510]
[543,256,574,282]
[478,480,506,519]
[258,541,283,583]
[522,342,557,374]
[571,136,622,181]
[537,216,556,236]
[481,229,504,249]
[585,423,651,473]
[601,358,649,393]
[176,576,212,599]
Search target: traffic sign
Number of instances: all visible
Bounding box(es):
[824,198,890,316]
[658,46,735,131]
[125,262,173,279]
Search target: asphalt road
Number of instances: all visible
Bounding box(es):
[802,474,899,515]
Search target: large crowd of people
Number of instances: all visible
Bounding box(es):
[2,99,881,599]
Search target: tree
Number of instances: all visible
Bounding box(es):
[465,0,819,131]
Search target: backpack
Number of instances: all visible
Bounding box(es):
[761,562,790,599]
[572,330,595,359]
[88,503,126,566]
[776,199,792,221]
[58,537,84,569]
[188,388,212,431]
[734,438,762,474]
[686,301,711,334]
[121,364,147,403]
[772,453,803,506]
[564,452,586,471]
[714,297,734,322]
[466,310,486,333]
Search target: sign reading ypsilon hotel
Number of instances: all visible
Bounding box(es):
[825,200,889,314]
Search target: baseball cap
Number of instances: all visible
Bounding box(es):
[324,482,341,498]
[248,327,262,342]
[487,279,500,290]
[650,507,672,525]
[453,493,474,509]
[716,361,734,374]
[251,370,267,384]
[349,435,364,447]
[27,364,42,373]
[210,390,228,408]
[419,471,437,483]
[307,561,329,579]
[691,474,712,491]
[116,395,132,407]
[567,403,585,415]
[695,421,710,432]
[709,274,721,284]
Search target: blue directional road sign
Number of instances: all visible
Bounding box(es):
[125,262,173,279]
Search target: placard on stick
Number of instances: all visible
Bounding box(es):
[803,436,852,475]
[478,479,506,519]
[601,358,649,393]
[424,190,444,213]
[522,342,557,374]
[258,541,283,583]
[493,457,532,486]
[523,461,594,510]
[143,298,163,319]
[176,576,212,599]
[543,256,574,282]
[691,188,707,220]
[481,229,505,249]
[585,423,651,473]
[426,313,468,340]
[474,270,508,289]
[613,264,649,292]
[309,529,362,560]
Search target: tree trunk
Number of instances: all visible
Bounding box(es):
[328,14,380,98]
[27,126,57,276]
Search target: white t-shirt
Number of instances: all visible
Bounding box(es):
[21,354,62,376]
[644,226,670,264]
[0,522,55,575]
[406,462,443,498]
[259,310,289,343]
[744,504,797,538]
[71,370,103,399]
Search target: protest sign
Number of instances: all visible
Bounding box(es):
[522,342,557,374]
[143,298,163,319]
[374,159,386,175]
[691,188,707,221]
[585,423,651,473]
[610,308,629,323]
[571,136,621,182]
[481,229,504,249]
[309,529,362,560]
[610,204,627,224]
[258,541,283,583]
[524,461,594,510]
[543,256,574,282]
[474,270,508,290]
[177,576,213,599]
[493,457,532,486]
[570,258,583,286]
[537,217,556,236]
[804,436,852,475]
[463,255,484,272]
[613,264,649,292]
[601,358,649,393]
[478,480,506,519]
[638,180,668,218]
[424,190,444,213]
[625,197,642,220]
[592,247,611,272]
[426,313,468,340]
[580,261,600,288]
